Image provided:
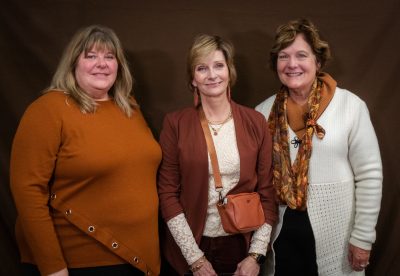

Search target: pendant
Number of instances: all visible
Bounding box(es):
[213,131,218,136]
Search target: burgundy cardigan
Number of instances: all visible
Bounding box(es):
[157,101,278,274]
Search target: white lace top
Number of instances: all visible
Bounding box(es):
[167,119,272,265]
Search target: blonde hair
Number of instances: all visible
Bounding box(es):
[187,34,237,91]
[45,25,136,116]
[270,18,331,74]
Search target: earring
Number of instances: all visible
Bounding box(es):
[227,86,231,102]
[193,87,200,107]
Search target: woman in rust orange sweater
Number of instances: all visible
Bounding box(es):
[10,25,161,276]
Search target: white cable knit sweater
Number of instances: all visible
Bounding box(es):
[256,87,382,276]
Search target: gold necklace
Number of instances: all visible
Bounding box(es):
[208,110,232,136]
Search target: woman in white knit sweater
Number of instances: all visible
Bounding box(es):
[256,19,382,276]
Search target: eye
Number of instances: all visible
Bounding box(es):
[196,66,207,72]
[215,63,225,69]
[105,54,115,60]
[297,52,309,59]
[85,54,96,59]
[278,54,288,60]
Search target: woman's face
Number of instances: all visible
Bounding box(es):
[277,34,320,95]
[75,47,118,100]
[192,50,230,99]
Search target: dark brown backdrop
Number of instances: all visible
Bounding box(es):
[1,1,399,275]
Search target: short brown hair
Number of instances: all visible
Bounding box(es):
[269,18,331,73]
[187,34,237,91]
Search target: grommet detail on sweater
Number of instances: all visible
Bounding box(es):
[111,242,119,249]
[133,257,139,263]
[50,193,56,200]
[10,91,163,275]
[88,226,95,232]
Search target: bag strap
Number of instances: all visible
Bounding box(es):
[198,107,223,193]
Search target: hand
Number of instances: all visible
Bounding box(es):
[234,256,260,276]
[348,243,370,271]
[192,257,217,276]
[48,268,68,276]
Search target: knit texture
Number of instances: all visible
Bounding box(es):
[10,91,161,275]
[256,88,382,276]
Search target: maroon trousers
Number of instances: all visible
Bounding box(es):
[164,234,248,276]
[197,234,247,275]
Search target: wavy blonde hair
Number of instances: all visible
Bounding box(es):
[45,25,136,116]
[187,34,237,92]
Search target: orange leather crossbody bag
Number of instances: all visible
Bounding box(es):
[199,107,265,234]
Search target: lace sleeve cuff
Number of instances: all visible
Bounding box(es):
[249,223,272,255]
[167,213,204,265]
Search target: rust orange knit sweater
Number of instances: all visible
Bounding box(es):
[10,91,161,275]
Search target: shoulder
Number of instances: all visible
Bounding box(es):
[161,106,198,130]
[232,101,266,123]
[23,91,78,118]
[232,102,270,141]
[335,87,364,103]
[35,90,70,103]
[255,94,277,118]
[29,91,77,111]
[334,87,369,113]
[163,106,197,121]
[16,91,76,135]
[159,106,200,145]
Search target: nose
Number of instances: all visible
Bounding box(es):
[207,68,217,79]
[96,57,107,68]
[288,57,297,68]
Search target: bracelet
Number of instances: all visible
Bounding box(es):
[190,256,206,272]
[248,252,260,261]
[248,252,266,265]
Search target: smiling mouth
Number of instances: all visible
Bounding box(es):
[206,81,223,86]
[286,72,303,77]
[92,73,110,78]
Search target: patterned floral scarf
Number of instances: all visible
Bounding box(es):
[268,78,326,210]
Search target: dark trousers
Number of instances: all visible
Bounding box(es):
[163,234,248,276]
[22,263,144,276]
[273,208,318,276]
[199,234,247,275]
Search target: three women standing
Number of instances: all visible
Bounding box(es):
[10,19,382,276]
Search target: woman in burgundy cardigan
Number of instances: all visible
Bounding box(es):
[157,34,277,276]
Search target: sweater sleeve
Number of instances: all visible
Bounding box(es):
[10,97,67,274]
[256,116,278,226]
[249,223,272,255]
[166,214,204,265]
[158,113,185,221]
[348,100,383,250]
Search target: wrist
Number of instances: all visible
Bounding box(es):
[248,252,266,265]
[190,256,206,272]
